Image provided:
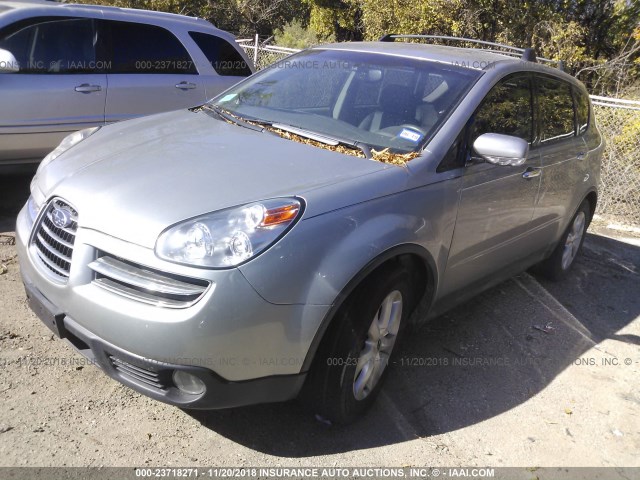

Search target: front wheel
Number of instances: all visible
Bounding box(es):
[302,265,413,424]
[535,200,590,280]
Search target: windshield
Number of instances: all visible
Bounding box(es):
[209,49,481,154]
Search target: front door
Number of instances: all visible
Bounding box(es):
[441,73,541,296]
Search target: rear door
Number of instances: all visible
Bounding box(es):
[529,74,581,243]
[0,16,106,164]
[102,20,206,123]
[441,73,541,295]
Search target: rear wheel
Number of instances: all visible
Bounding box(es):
[535,200,590,280]
[302,265,413,424]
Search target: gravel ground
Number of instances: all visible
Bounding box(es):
[0,173,638,468]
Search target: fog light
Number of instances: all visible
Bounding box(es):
[172,370,206,395]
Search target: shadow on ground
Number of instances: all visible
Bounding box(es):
[0,171,33,232]
[189,232,639,457]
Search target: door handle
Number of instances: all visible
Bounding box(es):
[522,167,541,180]
[74,84,102,93]
[576,152,587,160]
[175,81,197,90]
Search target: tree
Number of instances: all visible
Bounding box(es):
[274,20,335,48]
[234,0,306,35]
[303,0,361,41]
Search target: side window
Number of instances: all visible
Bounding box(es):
[188,32,251,76]
[0,17,96,74]
[537,76,575,143]
[574,87,590,135]
[107,21,196,74]
[470,74,534,143]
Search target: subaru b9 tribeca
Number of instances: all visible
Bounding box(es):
[17,39,602,424]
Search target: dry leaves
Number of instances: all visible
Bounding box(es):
[215,107,421,166]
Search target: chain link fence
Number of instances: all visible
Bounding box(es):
[237,38,298,70]
[238,42,640,226]
[591,98,640,226]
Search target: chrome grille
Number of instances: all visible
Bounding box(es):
[32,198,78,280]
[109,355,168,391]
[89,255,210,308]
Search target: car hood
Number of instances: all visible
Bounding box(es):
[35,109,389,248]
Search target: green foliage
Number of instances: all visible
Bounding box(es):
[531,16,589,64]
[305,0,360,41]
[274,20,334,49]
[357,0,467,40]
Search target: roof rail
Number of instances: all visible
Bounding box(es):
[378,34,561,67]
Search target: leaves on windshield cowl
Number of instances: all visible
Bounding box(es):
[370,148,421,166]
[207,106,421,166]
[271,127,420,166]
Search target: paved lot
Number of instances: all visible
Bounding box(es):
[0,172,638,468]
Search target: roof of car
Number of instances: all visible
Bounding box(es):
[0,0,51,14]
[0,0,63,8]
[0,1,213,27]
[317,41,548,72]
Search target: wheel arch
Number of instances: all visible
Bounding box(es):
[300,243,437,372]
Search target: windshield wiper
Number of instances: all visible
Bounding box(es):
[203,105,374,159]
[271,123,373,160]
[202,104,265,133]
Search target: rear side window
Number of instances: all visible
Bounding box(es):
[574,87,590,135]
[537,76,575,143]
[0,17,96,74]
[470,74,534,143]
[106,21,196,74]
[189,31,251,76]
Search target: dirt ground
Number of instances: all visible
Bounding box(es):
[0,172,638,468]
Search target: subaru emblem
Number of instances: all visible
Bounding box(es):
[51,208,72,228]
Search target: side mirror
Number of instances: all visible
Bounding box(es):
[0,48,19,73]
[473,133,529,167]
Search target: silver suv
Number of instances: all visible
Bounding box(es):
[17,36,602,424]
[0,0,253,166]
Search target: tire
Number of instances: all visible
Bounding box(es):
[302,264,414,424]
[535,200,590,281]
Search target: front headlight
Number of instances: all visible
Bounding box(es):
[156,198,303,268]
[26,195,43,230]
[37,126,100,173]
[27,195,42,222]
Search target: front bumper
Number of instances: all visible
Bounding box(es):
[23,277,305,408]
[16,202,327,408]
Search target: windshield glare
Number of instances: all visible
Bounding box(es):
[210,49,481,153]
